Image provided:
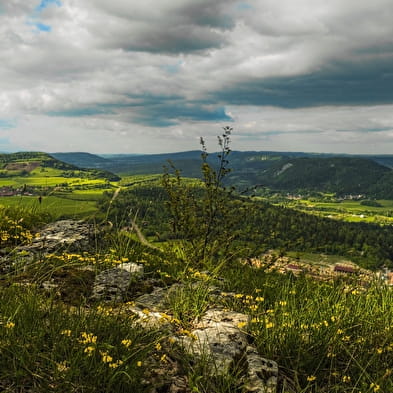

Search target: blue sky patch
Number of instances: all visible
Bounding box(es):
[0,119,15,129]
[35,0,62,13]
[35,22,51,32]
[236,2,253,10]
[48,106,115,117]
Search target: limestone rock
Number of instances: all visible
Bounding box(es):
[245,346,278,393]
[19,220,95,254]
[91,262,145,302]
[177,308,249,375]
[135,286,169,310]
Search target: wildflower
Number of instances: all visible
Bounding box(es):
[160,354,168,363]
[255,296,264,302]
[307,375,316,382]
[342,375,351,383]
[376,347,383,354]
[137,361,142,367]
[5,321,15,329]
[79,332,97,344]
[121,339,132,348]
[370,383,381,392]
[168,337,176,345]
[109,360,123,368]
[265,321,274,329]
[84,346,95,355]
[60,329,72,337]
[237,321,247,329]
[155,342,162,351]
[279,300,287,307]
[102,354,113,363]
[56,361,69,372]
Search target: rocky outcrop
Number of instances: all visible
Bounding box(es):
[19,220,96,254]
[176,309,249,375]
[3,219,280,392]
[91,263,144,302]
[176,308,278,392]
[1,220,98,273]
[90,261,279,392]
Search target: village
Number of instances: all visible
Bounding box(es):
[0,186,35,197]
[244,250,393,286]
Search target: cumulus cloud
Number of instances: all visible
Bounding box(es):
[1,0,393,153]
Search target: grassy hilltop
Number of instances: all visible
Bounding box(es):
[1,142,393,392]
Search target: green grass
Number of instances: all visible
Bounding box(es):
[0,196,98,219]
[268,198,393,225]
[2,182,393,392]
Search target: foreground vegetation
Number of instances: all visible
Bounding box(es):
[1,134,393,392]
[1,228,392,392]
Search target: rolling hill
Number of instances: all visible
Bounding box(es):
[0,152,120,183]
[49,150,393,198]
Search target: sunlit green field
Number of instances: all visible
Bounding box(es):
[0,196,99,219]
[280,199,393,224]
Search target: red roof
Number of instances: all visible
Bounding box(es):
[334,265,356,273]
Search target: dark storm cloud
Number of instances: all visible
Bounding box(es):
[214,57,393,108]
[47,94,232,127]
[89,0,237,54]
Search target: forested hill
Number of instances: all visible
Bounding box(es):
[0,152,120,181]
[254,157,392,196]
[49,150,393,198]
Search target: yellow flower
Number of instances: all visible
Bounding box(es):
[121,339,132,348]
[109,360,123,368]
[160,354,168,363]
[265,321,274,329]
[137,361,142,367]
[56,361,69,372]
[155,342,162,351]
[255,296,264,302]
[5,321,15,329]
[370,383,381,392]
[342,375,351,383]
[60,329,72,337]
[307,375,316,382]
[84,346,95,355]
[237,321,247,329]
[102,354,113,363]
[79,332,97,344]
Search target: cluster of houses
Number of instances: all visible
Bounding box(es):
[245,251,393,286]
[0,186,34,197]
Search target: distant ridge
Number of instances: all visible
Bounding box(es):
[51,152,110,169]
[0,151,120,182]
[45,150,393,198]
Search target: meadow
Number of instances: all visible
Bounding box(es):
[1,148,393,392]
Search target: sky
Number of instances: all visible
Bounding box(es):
[1,0,393,154]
